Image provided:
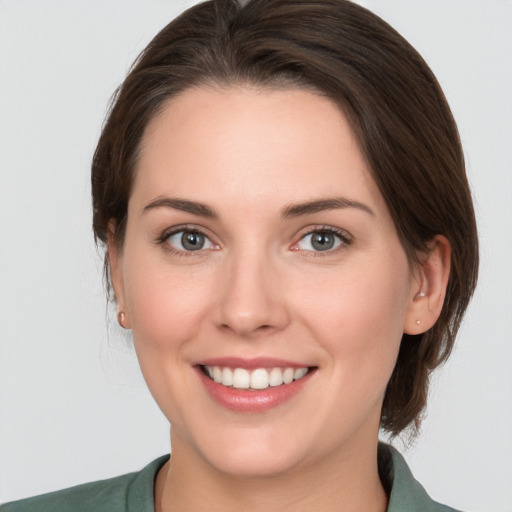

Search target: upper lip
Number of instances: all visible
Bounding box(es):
[196,357,311,369]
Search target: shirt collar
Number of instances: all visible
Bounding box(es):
[380,443,458,511]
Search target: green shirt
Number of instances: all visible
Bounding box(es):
[1,444,463,511]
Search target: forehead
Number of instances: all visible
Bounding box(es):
[133,85,386,216]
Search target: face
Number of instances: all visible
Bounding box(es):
[110,86,422,478]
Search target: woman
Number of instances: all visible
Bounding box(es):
[1,0,480,510]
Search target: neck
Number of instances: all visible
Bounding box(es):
[155,431,388,512]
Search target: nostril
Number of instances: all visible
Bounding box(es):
[219,322,273,333]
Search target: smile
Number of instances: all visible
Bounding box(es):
[202,365,310,390]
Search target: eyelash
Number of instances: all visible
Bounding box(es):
[157,224,218,257]
[157,224,352,256]
[293,226,352,256]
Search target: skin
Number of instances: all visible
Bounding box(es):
[109,86,450,512]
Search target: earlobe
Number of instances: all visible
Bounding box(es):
[107,221,131,329]
[404,235,451,335]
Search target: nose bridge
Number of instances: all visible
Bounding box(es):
[215,243,289,336]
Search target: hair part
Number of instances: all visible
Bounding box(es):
[92,0,478,436]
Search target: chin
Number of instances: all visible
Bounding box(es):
[179,423,312,479]
[208,446,305,479]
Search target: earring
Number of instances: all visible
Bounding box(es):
[416,290,426,298]
[415,319,421,326]
[118,311,127,328]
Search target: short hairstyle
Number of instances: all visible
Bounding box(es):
[92,0,479,436]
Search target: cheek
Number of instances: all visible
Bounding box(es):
[121,251,216,352]
[296,256,410,381]
[119,250,219,421]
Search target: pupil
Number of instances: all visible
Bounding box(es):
[312,232,334,251]
[182,231,204,251]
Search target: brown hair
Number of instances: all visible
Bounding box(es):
[92,0,478,436]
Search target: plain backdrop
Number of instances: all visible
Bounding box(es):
[0,1,511,510]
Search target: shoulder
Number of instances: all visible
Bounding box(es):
[380,443,465,512]
[1,474,136,512]
[0,455,169,512]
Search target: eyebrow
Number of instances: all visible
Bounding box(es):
[281,197,375,218]
[142,195,374,219]
[143,197,219,218]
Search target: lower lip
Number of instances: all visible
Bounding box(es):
[197,367,314,413]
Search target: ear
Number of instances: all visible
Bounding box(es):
[107,221,131,329]
[403,235,451,335]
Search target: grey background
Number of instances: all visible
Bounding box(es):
[0,1,511,510]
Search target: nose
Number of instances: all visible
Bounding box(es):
[213,251,290,338]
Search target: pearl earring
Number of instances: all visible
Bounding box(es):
[118,311,127,328]
[415,319,421,326]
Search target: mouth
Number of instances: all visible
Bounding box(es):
[199,364,313,391]
[195,359,317,412]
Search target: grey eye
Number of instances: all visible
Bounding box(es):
[182,231,205,251]
[298,231,343,252]
[166,230,215,252]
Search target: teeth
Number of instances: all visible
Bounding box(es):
[204,365,310,390]
[233,368,250,389]
[221,367,233,387]
[269,367,283,387]
[283,368,294,384]
[250,369,269,390]
[294,367,308,380]
[213,366,222,383]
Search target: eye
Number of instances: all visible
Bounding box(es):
[294,228,349,252]
[165,229,217,252]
